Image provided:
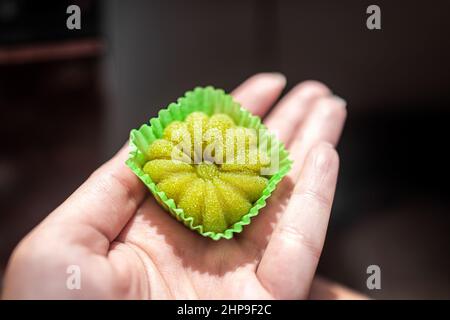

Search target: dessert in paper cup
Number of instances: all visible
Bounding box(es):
[126,87,292,240]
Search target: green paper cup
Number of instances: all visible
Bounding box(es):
[126,87,292,240]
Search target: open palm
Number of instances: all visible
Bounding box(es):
[3,74,346,299]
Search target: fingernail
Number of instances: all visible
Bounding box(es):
[268,72,287,86]
[332,95,347,108]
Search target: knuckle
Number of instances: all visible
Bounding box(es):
[276,225,322,260]
[303,188,332,210]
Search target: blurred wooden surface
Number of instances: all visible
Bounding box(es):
[0,39,104,65]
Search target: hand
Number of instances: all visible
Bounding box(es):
[2,73,348,299]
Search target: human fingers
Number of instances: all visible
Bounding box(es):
[264,80,331,146]
[257,143,339,299]
[231,73,286,117]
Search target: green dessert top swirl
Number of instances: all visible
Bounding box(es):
[143,111,272,233]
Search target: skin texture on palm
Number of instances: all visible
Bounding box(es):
[2,73,352,300]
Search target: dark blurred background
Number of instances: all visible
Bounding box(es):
[1,0,449,299]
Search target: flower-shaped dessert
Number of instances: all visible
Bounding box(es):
[143,112,270,233]
[126,87,291,240]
